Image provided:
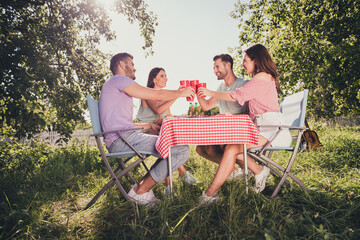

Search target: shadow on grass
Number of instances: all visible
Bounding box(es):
[90,179,360,239]
[0,141,104,239]
[1,127,360,239]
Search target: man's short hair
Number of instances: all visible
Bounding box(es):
[110,52,133,75]
[213,54,234,69]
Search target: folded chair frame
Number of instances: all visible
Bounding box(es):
[85,95,154,209]
[248,126,310,198]
[84,128,152,209]
[247,90,310,198]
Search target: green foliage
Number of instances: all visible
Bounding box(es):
[0,0,157,139]
[0,138,103,239]
[114,0,157,56]
[1,0,110,139]
[230,0,360,119]
[1,125,359,239]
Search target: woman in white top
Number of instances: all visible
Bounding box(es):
[137,67,199,195]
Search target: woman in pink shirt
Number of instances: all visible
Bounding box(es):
[197,44,291,204]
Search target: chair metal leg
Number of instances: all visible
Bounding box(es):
[117,158,137,184]
[87,156,149,208]
[256,153,304,187]
[85,138,149,209]
[270,149,309,198]
[142,161,149,172]
[248,141,309,197]
[244,144,249,194]
[271,172,289,198]
[84,159,131,209]
[124,155,149,173]
[278,148,309,193]
[113,174,135,207]
[249,152,291,186]
[168,147,173,197]
[85,177,120,210]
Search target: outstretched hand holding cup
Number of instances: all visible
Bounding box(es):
[179,86,195,99]
[196,83,207,98]
[180,80,193,101]
[197,84,212,98]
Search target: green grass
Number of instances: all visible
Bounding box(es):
[1,125,359,239]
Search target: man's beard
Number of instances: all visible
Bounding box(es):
[216,68,228,80]
[217,72,225,80]
[125,66,136,80]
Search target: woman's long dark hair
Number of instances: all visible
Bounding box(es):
[147,67,165,88]
[245,44,280,93]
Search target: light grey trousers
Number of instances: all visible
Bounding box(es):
[108,131,189,183]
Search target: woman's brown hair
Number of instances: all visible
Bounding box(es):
[245,44,280,92]
[147,67,165,88]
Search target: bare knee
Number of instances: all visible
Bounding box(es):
[224,144,243,154]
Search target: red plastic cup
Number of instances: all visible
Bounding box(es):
[190,80,199,93]
[196,83,207,98]
[180,80,192,101]
[190,80,199,86]
[196,82,206,92]
[180,80,190,87]
[189,80,199,101]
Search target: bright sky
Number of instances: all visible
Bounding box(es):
[98,0,243,116]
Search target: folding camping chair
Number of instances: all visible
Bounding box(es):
[85,95,154,209]
[247,89,310,198]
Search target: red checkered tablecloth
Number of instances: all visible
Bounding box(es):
[155,114,260,158]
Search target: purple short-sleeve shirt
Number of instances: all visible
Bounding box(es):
[99,75,136,148]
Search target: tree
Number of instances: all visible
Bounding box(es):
[114,0,157,56]
[0,0,157,139]
[230,0,360,119]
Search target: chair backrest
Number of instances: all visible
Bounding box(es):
[280,89,309,127]
[86,95,103,134]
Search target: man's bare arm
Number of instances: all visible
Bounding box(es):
[123,82,194,101]
[197,95,218,111]
[197,87,235,102]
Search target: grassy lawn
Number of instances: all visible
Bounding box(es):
[1,124,359,239]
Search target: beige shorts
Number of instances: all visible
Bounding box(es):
[255,112,292,147]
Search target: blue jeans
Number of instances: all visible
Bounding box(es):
[108,131,190,183]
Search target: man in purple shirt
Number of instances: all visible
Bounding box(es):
[99,52,194,207]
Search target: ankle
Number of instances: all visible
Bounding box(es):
[205,190,214,197]
[206,185,219,196]
[253,166,262,175]
[135,186,149,195]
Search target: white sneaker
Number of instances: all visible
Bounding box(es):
[128,184,161,207]
[254,166,270,193]
[198,191,220,206]
[181,171,200,185]
[227,168,254,181]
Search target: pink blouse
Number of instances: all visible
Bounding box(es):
[230,78,279,121]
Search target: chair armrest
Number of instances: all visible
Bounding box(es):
[258,125,307,130]
[90,127,144,137]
